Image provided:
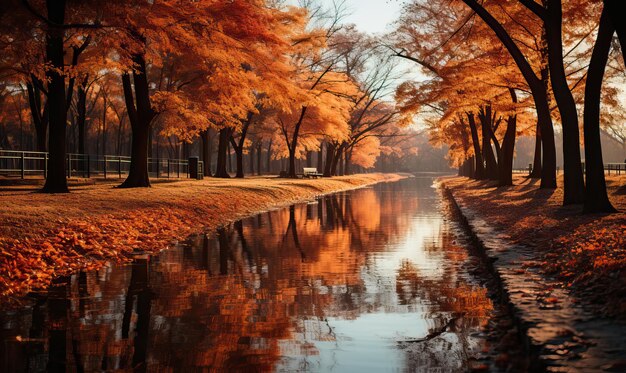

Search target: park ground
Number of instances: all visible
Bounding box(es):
[443,174,626,318]
[0,173,406,304]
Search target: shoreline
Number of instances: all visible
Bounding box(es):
[0,173,407,303]
[441,176,626,371]
[438,183,543,372]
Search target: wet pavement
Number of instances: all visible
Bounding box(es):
[445,185,626,373]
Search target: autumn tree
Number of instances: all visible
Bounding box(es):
[0,0,104,192]
[315,29,405,177]
[394,2,535,186]
[581,0,625,212]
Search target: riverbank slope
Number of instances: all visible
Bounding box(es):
[0,173,406,302]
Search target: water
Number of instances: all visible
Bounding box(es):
[0,176,496,372]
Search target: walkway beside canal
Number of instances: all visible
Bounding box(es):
[442,175,626,372]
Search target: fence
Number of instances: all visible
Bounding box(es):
[512,162,626,176]
[0,150,203,180]
[602,163,626,175]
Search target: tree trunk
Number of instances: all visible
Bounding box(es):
[249,144,255,175]
[324,143,336,177]
[288,147,297,178]
[466,156,476,178]
[200,130,212,177]
[545,0,585,204]
[467,113,484,179]
[462,0,556,189]
[499,116,517,186]
[604,1,625,61]
[227,142,233,174]
[76,78,88,155]
[331,145,343,176]
[257,142,262,175]
[42,0,69,193]
[345,148,353,175]
[533,85,557,189]
[317,143,324,173]
[102,95,107,156]
[287,107,307,178]
[582,7,616,213]
[479,106,499,180]
[530,122,542,178]
[604,0,626,196]
[215,127,232,178]
[122,120,150,187]
[26,82,48,153]
[266,139,272,174]
[119,52,154,188]
[499,89,518,186]
[229,114,253,178]
[338,152,345,176]
[234,146,244,178]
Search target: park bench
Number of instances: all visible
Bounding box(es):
[302,167,323,178]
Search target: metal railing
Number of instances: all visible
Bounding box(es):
[512,162,626,176]
[603,163,626,175]
[0,150,203,180]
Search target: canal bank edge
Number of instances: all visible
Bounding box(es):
[441,180,626,373]
[0,173,409,305]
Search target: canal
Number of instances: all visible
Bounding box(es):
[1,176,503,372]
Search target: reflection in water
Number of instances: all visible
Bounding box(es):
[0,177,493,372]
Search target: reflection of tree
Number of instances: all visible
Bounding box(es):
[121,258,152,372]
[235,220,253,266]
[47,276,70,372]
[284,205,305,262]
[218,227,230,275]
[201,234,209,272]
[396,258,493,372]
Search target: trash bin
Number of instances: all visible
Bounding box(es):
[189,157,203,180]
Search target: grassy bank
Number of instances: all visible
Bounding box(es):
[0,173,406,302]
[442,175,626,317]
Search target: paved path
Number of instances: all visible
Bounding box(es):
[446,186,626,372]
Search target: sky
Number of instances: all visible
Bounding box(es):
[335,0,403,34]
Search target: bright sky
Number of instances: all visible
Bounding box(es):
[335,0,403,34]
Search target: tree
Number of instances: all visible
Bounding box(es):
[517,0,587,203]
[459,0,557,189]
[16,0,102,192]
[107,0,308,185]
[393,1,535,185]
[274,66,356,177]
[582,4,617,213]
[394,2,536,185]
